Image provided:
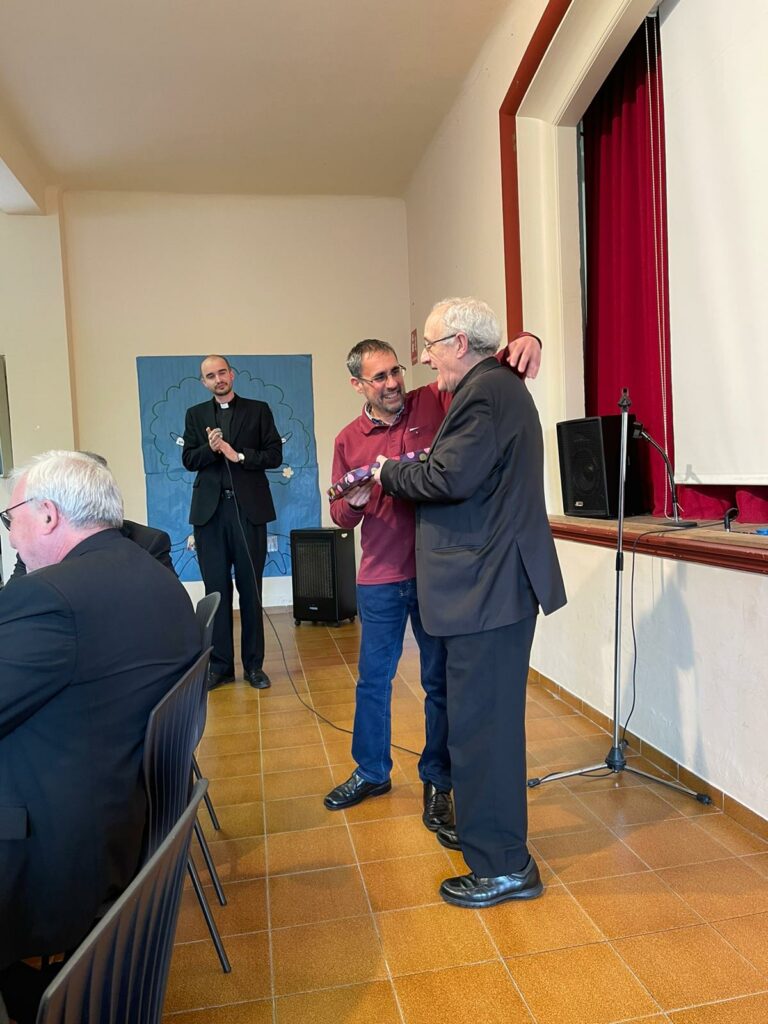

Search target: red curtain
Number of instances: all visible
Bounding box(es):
[583,18,767,522]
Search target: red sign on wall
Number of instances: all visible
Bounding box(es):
[410,329,418,365]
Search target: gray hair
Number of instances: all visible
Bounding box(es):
[346,339,398,378]
[15,450,123,529]
[432,297,501,357]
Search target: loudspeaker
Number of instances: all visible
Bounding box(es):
[290,528,357,626]
[557,415,644,518]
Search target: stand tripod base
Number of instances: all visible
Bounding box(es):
[528,745,713,805]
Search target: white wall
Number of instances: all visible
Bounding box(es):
[60,191,411,602]
[0,206,72,581]
[405,0,548,386]
[538,541,768,820]
[404,0,768,820]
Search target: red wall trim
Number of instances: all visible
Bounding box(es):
[499,0,572,335]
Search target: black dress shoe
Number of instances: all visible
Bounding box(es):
[245,669,271,689]
[439,857,543,908]
[436,825,462,851]
[208,671,235,691]
[422,782,454,831]
[323,770,391,810]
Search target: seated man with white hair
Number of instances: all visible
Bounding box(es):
[0,451,201,1022]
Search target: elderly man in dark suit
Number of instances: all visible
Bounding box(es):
[7,451,175,580]
[0,450,200,1020]
[374,297,566,909]
[183,354,282,690]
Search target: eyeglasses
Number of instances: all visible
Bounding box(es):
[0,498,33,530]
[356,364,407,386]
[422,333,458,353]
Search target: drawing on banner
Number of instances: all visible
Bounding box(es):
[137,355,320,581]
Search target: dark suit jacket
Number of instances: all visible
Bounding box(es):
[0,529,200,967]
[381,358,566,637]
[9,519,175,581]
[182,395,282,527]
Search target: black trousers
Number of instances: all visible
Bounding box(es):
[194,493,267,675]
[444,614,537,878]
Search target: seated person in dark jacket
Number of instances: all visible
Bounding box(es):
[0,450,200,1022]
[8,451,175,579]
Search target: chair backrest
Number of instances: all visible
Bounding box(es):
[36,781,207,1024]
[195,592,221,650]
[142,647,211,858]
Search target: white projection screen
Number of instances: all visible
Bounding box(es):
[661,0,768,485]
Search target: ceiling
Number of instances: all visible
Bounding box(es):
[0,0,512,201]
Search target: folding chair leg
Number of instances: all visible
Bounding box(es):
[187,858,231,973]
[194,819,227,906]
[193,755,221,830]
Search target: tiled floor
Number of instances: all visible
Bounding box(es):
[163,611,768,1024]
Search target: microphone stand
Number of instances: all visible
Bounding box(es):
[632,422,697,528]
[528,387,711,804]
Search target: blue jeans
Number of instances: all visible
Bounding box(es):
[352,579,451,788]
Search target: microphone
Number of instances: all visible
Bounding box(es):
[631,421,698,528]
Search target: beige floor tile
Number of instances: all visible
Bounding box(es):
[202,801,264,842]
[505,941,659,1024]
[394,962,533,1024]
[310,687,358,707]
[742,851,768,878]
[527,789,604,838]
[175,877,268,942]
[613,924,767,1010]
[275,981,400,1024]
[195,834,266,885]
[259,708,320,731]
[526,715,585,741]
[568,871,699,938]
[197,750,263,780]
[271,916,386,994]
[198,731,261,758]
[578,786,685,828]
[267,824,356,875]
[657,857,768,921]
[323,738,357,764]
[265,794,332,833]
[261,743,328,773]
[349,815,440,862]
[261,724,323,750]
[376,903,497,975]
[483,883,603,956]
[360,851,452,912]
[714,911,768,972]
[261,764,334,801]
[342,784,422,824]
[202,711,260,737]
[165,932,271,1013]
[668,993,768,1023]
[691,814,768,855]
[533,827,647,882]
[616,819,733,869]
[162,999,273,1023]
[207,773,263,806]
[269,865,370,928]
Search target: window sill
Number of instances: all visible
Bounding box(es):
[549,514,768,576]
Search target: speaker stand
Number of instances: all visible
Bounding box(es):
[528,388,712,806]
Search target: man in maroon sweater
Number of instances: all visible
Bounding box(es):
[323,328,541,828]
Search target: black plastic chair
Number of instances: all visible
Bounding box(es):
[36,781,207,1024]
[142,647,231,973]
[193,592,222,831]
